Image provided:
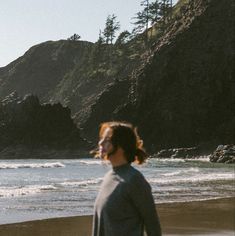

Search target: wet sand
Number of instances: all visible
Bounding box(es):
[158,197,235,236]
[0,197,234,236]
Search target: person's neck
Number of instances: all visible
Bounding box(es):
[110,159,128,168]
[108,147,128,168]
[109,153,128,168]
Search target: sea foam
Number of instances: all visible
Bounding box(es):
[77,160,105,165]
[0,185,57,198]
[149,173,234,185]
[0,162,65,169]
[60,178,103,187]
[162,167,200,176]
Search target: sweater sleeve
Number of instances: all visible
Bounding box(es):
[128,173,162,236]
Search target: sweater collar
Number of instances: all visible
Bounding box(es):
[112,163,130,172]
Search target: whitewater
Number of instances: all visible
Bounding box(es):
[0,158,234,224]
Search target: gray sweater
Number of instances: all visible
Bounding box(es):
[92,163,162,236]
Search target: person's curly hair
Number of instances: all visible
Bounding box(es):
[94,121,148,164]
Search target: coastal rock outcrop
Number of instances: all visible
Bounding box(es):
[152,147,200,159]
[0,92,88,158]
[0,0,234,153]
[209,145,235,164]
[79,0,234,152]
[0,39,140,127]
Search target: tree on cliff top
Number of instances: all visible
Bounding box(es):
[103,14,120,44]
[67,33,81,41]
[132,0,173,43]
[132,0,150,43]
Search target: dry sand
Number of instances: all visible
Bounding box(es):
[0,197,234,236]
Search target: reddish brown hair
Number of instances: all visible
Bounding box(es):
[95,121,148,164]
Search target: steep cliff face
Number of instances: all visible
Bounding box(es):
[0,0,233,152]
[82,0,234,151]
[45,41,141,125]
[0,39,140,127]
[131,0,234,150]
[81,79,131,139]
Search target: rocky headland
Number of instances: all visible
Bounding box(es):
[81,0,234,154]
[0,0,234,161]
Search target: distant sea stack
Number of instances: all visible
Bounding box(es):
[0,0,234,154]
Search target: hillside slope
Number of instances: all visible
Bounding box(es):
[0,0,234,152]
[0,40,93,101]
[82,0,234,151]
[0,39,141,126]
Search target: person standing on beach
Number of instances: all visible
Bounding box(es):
[92,121,162,236]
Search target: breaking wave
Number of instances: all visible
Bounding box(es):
[0,162,65,169]
[60,178,103,187]
[0,185,57,198]
[148,173,234,185]
[162,167,200,176]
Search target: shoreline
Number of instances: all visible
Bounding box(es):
[0,197,234,236]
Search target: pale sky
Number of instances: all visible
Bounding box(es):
[0,0,178,67]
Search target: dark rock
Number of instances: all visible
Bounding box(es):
[0,39,140,129]
[209,145,235,164]
[152,147,199,159]
[0,0,233,152]
[156,149,174,158]
[0,93,89,157]
[78,0,235,150]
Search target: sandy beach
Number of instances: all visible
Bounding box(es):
[0,197,234,236]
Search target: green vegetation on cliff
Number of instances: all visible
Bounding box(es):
[0,0,234,153]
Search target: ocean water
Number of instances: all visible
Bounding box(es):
[0,157,234,224]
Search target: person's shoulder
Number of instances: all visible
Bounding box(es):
[128,165,148,185]
[126,165,151,194]
[100,169,116,187]
[128,165,142,176]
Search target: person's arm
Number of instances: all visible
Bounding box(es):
[128,173,162,236]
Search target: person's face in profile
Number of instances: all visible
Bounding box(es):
[98,127,114,159]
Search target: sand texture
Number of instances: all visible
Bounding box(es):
[0,197,234,236]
